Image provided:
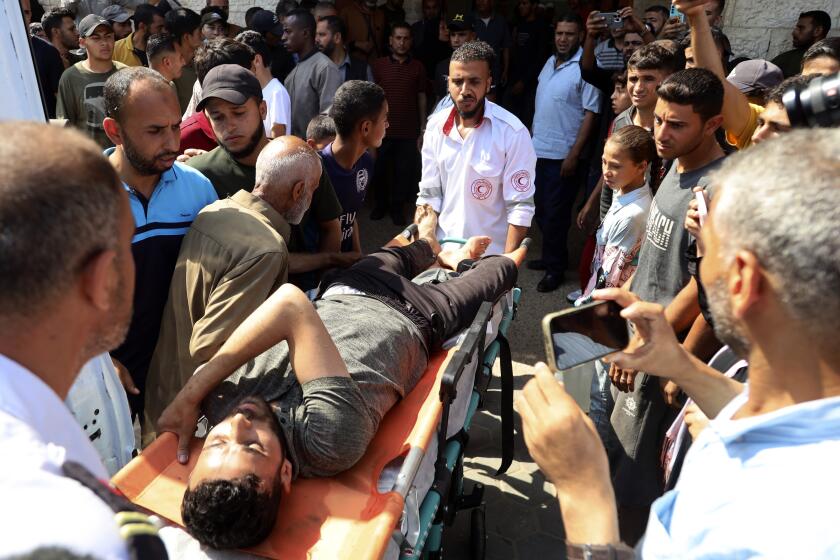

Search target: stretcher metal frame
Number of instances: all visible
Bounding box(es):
[396,235,522,559]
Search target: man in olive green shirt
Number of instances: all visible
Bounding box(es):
[144,137,323,440]
[185,64,357,291]
[57,15,127,148]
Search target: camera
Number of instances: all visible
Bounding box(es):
[783,71,840,128]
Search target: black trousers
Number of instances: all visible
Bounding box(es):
[320,241,518,348]
[373,138,420,212]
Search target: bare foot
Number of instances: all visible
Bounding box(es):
[461,236,491,260]
[436,236,490,270]
[501,240,530,267]
[416,205,441,254]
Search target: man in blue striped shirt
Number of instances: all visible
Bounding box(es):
[102,66,217,422]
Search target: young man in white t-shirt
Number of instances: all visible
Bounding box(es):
[236,30,292,138]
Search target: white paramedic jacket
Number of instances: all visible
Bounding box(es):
[417,100,537,255]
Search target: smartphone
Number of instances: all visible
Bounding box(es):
[599,11,624,31]
[542,301,630,372]
[669,4,686,23]
[694,189,708,227]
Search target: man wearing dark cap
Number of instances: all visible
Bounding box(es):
[432,12,476,110]
[200,10,225,41]
[102,4,132,40]
[727,59,783,105]
[186,64,270,197]
[112,3,165,66]
[250,8,296,82]
[185,64,348,296]
[57,14,127,147]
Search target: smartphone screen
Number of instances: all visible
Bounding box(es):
[669,4,685,22]
[542,301,630,371]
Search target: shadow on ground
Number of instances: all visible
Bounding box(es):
[356,202,591,558]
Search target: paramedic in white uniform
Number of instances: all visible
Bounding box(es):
[416,40,537,255]
[0,123,137,558]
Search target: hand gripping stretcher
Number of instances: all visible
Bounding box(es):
[111,229,526,559]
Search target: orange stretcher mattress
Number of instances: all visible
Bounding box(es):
[112,349,457,560]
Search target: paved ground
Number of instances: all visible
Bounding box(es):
[357,203,590,559]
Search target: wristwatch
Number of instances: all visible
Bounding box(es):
[565,542,637,560]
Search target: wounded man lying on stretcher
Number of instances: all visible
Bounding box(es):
[156,222,525,549]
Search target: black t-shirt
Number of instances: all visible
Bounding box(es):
[270,44,297,83]
[31,36,64,118]
[509,19,551,87]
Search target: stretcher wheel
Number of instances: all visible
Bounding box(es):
[470,507,486,560]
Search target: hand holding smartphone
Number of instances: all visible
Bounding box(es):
[669,4,686,23]
[542,301,630,372]
[694,189,708,227]
[598,11,625,31]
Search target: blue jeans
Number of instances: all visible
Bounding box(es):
[589,359,618,450]
[534,157,586,274]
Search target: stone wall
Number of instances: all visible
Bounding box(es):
[39,0,839,60]
[633,0,839,60]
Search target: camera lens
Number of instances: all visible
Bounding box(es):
[783,71,840,128]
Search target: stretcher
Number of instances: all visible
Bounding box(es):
[112,231,525,559]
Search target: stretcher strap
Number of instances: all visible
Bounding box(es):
[495,332,514,476]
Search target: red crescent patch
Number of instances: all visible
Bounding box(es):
[511,170,531,192]
[470,178,493,200]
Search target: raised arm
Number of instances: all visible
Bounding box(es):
[678,0,753,144]
[158,284,348,462]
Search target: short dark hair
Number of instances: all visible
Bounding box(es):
[320,15,345,38]
[608,125,657,165]
[644,4,669,17]
[147,33,178,62]
[164,8,201,42]
[802,37,840,68]
[390,20,411,36]
[328,80,386,137]
[450,40,495,72]
[41,8,74,41]
[236,30,272,67]
[0,122,122,318]
[181,474,283,549]
[656,68,724,122]
[766,73,818,106]
[800,10,832,35]
[286,8,316,36]
[274,0,297,18]
[104,66,173,122]
[306,114,336,143]
[628,42,684,75]
[613,70,627,87]
[133,4,164,29]
[555,12,583,29]
[245,6,262,26]
[193,37,255,84]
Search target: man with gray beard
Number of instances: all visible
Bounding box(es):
[143,137,321,441]
[519,129,840,559]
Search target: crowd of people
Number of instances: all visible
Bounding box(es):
[2,0,840,557]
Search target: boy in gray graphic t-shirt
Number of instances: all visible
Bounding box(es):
[606,68,729,544]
